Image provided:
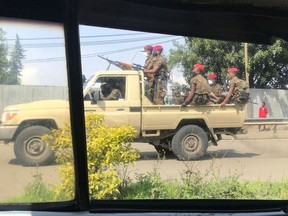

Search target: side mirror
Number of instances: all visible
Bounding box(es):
[91,89,100,104]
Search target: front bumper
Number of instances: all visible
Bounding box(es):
[0,125,17,141]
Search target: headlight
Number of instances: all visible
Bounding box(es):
[1,111,19,123]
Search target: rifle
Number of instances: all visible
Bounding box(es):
[98,55,133,70]
[98,55,152,77]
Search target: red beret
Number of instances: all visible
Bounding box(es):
[153,45,163,51]
[144,45,153,51]
[208,73,217,79]
[228,67,239,73]
[194,63,204,71]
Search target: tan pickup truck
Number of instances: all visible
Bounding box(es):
[0,70,246,165]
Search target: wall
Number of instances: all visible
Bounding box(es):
[0,85,68,115]
[247,89,288,119]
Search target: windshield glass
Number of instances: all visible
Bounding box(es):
[79,25,288,200]
[0,18,74,203]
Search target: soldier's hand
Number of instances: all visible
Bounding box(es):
[220,102,226,107]
[181,101,189,108]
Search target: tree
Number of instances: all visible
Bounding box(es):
[7,34,25,84]
[168,38,288,89]
[170,81,189,92]
[0,28,9,84]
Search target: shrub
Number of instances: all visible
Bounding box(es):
[43,113,139,200]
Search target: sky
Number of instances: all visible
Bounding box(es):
[1,18,186,87]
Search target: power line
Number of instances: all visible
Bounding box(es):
[23,37,183,63]
[9,35,176,48]
[6,32,147,41]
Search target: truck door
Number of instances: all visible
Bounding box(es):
[84,76,130,126]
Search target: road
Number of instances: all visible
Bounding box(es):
[1,127,288,201]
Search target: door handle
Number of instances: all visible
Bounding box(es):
[85,109,96,112]
[116,108,125,111]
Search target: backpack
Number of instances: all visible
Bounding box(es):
[193,93,209,105]
[240,79,248,91]
[235,91,250,104]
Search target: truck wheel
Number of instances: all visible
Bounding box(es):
[172,125,208,161]
[154,146,175,159]
[14,126,55,166]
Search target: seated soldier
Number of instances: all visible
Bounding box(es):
[182,64,219,107]
[220,67,249,107]
[100,81,123,100]
[207,73,223,103]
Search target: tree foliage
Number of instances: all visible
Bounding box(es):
[169,38,288,89]
[43,113,139,200]
[8,34,25,84]
[0,29,25,85]
[0,28,9,84]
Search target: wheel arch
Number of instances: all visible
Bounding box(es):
[12,119,58,140]
[176,118,209,132]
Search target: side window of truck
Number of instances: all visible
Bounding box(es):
[96,76,126,101]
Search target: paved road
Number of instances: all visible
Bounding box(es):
[1,132,288,201]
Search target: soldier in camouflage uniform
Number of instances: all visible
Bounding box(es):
[220,67,249,107]
[144,45,168,105]
[142,45,154,101]
[182,64,219,107]
[207,73,223,103]
[173,87,184,105]
[100,81,123,100]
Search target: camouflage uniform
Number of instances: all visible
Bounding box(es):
[210,83,222,97]
[189,74,211,104]
[229,76,249,104]
[151,55,168,105]
[173,89,183,105]
[101,88,122,100]
[145,55,155,89]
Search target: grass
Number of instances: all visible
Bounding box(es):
[119,169,288,200]
[3,166,288,202]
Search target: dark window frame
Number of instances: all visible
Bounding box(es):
[0,0,288,214]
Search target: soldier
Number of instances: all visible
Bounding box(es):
[100,80,123,100]
[142,45,154,101]
[173,87,184,105]
[143,45,154,69]
[144,45,168,105]
[220,67,249,107]
[181,64,219,107]
[208,73,222,103]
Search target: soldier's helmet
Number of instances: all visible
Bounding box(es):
[153,45,163,51]
[208,73,217,80]
[228,67,239,73]
[144,45,153,51]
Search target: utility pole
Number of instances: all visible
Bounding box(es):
[244,43,249,88]
[244,42,251,118]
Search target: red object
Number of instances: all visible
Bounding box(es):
[144,45,153,51]
[208,73,217,79]
[153,45,163,51]
[228,67,239,73]
[258,105,268,118]
[194,63,204,71]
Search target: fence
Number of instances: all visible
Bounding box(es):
[0,85,68,115]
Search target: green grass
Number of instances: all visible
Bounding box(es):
[3,173,58,203]
[119,171,288,200]
[2,169,288,202]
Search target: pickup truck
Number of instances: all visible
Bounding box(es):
[0,70,246,165]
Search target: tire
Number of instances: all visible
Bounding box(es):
[154,146,175,159]
[172,125,208,161]
[14,126,55,166]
